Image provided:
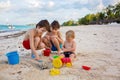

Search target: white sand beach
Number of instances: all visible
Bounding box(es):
[0,24,120,80]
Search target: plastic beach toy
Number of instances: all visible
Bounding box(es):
[43,48,51,56]
[50,68,60,76]
[61,58,71,64]
[31,53,35,58]
[53,55,59,59]
[6,51,19,65]
[53,55,63,59]
[66,63,72,67]
[52,58,62,68]
[82,65,91,70]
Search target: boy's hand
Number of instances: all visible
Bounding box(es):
[51,36,57,38]
[45,35,50,40]
[62,48,67,52]
[50,36,58,40]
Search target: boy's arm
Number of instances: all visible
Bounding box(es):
[29,30,38,56]
[42,32,51,48]
[63,41,76,52]
[62,41,65,50]
[56,31,63,44]
[44,32,50,40]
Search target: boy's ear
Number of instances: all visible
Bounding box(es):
[36,27,40,29]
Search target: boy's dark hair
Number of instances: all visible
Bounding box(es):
[51,20,60,29]
[36,20,50,32]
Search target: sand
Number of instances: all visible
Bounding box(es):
[0,24,120,80]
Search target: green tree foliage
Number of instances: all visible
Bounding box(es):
[62,20,78,26]
[62,3,120,26]
[114,3,120,23]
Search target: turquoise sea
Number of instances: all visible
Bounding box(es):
[0,25,34,32]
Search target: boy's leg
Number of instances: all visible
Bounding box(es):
[31,37,41,59]
[42,37,51,48]
[51,37,62,55]
[70,54,75,62]
[59,53,65,58]
[38,42,45,49]
[34,37,41,49]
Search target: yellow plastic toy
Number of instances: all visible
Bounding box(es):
[52,58,62,68]
[59,56,64,59]
[50,68,60,76]
[66,63,72,67]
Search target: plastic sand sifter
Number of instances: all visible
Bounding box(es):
[6,51,19,65]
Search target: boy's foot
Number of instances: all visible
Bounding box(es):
[31,53,43,62]
[58,50,63,55]
[49,56,54,62]
[31,53,41,59]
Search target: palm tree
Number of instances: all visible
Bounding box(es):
[114,3,120,23]
[105,5,115,23]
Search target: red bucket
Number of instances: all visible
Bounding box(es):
[43,49,51,56]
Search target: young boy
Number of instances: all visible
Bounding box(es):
[42,20,63,55]
[22,20,50,60]
[60,30,76,61]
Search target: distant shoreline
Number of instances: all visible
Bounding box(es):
[0,30,26,40]
[61,23,120,27]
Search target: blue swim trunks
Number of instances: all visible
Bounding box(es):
[51,41,62,51]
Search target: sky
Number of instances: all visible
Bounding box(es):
[0,0,120,25]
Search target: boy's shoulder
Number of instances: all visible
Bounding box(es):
[27,29,34,35]
[57,31,62,35]
[72,40,76,44]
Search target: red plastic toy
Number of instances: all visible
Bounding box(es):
[82,65,91,71]
[61,58,71,64]
[43,48,51,56]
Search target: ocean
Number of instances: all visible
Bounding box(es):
[0,25,34,32]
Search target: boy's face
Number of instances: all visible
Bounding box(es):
[36,27,46,34]
[66,37,73,42]
[51,28,58,33]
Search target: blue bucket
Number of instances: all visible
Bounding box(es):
[6,51,19,65]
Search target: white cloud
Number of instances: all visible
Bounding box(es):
[65,0,88,5]
[0,0,115,25]
[112,0,120,5]
[0,0,11,9]
[25,0,55,10]
[80,7,93,15]
[79,0,88,5]
[44,7,92,24]
[85,0,105,12]
[97,0,105,11]
[48,1,55,8]
[88,0,99,6]
[25,0,45,8]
